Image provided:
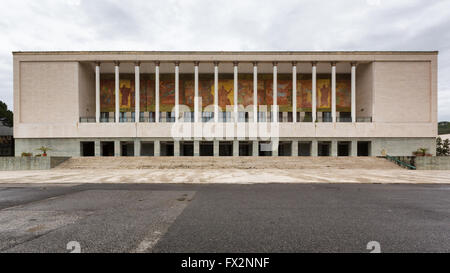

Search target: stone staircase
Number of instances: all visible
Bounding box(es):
[56,156,401,170]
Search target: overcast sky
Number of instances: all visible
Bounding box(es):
[0,0,449,120]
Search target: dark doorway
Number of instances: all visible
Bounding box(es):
[357,141,371,156]
[180,141,194,156]
[239,141,253,156]
[80,142,95,156]
[278,141,292,156]
[120,141,134,156]
[337,141,351,156]
[141,142,154,156]
[298,142,311,156]
[318,141,331,156]
[259,141,272,156]
[200,141,214,156]
[101,141,114,156]
[219,141,233,156]
[160,141,174,156]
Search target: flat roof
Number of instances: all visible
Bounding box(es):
[12,50,439,55]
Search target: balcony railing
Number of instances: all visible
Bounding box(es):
[160,117,175,123]
[219,112,232,123]
[79,117,96,123]
[300,116,312,122]
[337,117,352,122]
[100,117,115,123]
[139,117,156,122]
[81,115,373,123]
[119,117,135,122]
[356,117,372,122]
[317,116,333,122]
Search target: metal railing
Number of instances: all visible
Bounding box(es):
[385,155,416,170]
[219,112,232,123]
[298,116,312,122]
[100,117,115,123]
[79,117,96,123]
[202,112,214,123]
[160,117,175,123]
[82,115,374,124]
[119,117,135,122]
[337,117,352,122]
[317,116,333,122]
[139,117,156,122]
[356,117,372,122]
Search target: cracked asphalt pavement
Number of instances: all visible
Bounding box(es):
[0,183,448,253]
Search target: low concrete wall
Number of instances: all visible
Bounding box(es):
[0,157,70,171]
[415,156,450,170]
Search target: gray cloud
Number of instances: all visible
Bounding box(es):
[0,0,449,120]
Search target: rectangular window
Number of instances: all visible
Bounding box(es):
[220,112,231,123]
[184,112,194,122]
[238,112,248,122]
[119,112,126,122]
[202,112,214,122]
[100,112,111,122]
[322,112,332,122]
[258,112,266,122]
[339,112,351,122]
[167,112,175,123]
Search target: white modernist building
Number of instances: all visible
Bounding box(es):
[13,51,438,157]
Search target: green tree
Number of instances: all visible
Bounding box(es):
[436,137,450,156]
[0,101,13,127]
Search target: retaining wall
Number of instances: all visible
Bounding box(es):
[0,157,70,170]
[415,156,450,170]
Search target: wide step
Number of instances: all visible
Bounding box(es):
[56,157,401,170]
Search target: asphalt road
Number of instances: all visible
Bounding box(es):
[0,183,449,253]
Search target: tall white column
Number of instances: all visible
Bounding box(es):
[351,62,356,123]
[292,140,298,156]
[272,62,278,123]
[95,62,100,123]
[253,62,258,123]
[331,62,336,123]
[214,62,219,123]
[135,62,140,123]
[114,61,120,123]
[194,61,199,123]
[233,62,238,123]
[292,62,297,123]
[155,61,160,123]
[233,140,239,156]
[194,140,199,156]
[175,61,180,123]
[312,62,317,123]
[134,139,140,156]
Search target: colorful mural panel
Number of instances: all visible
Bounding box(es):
[140,76,155,112]
[119,79,135,112]
[180,79,194,111]
[159,76,175,112]
[218,79,234,111]
[266,80,274,109]
[336,75,351,112]
[257,79,266,108]
[100,74,137,112]
[199,79,214,110]
[277,79,292,111]
[99,73,348,114]
[317,78,331,111]
[297,78,312,111]
[100,76,115,112]
[238,77,253,107]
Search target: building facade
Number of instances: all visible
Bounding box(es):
[13,51,438,157]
